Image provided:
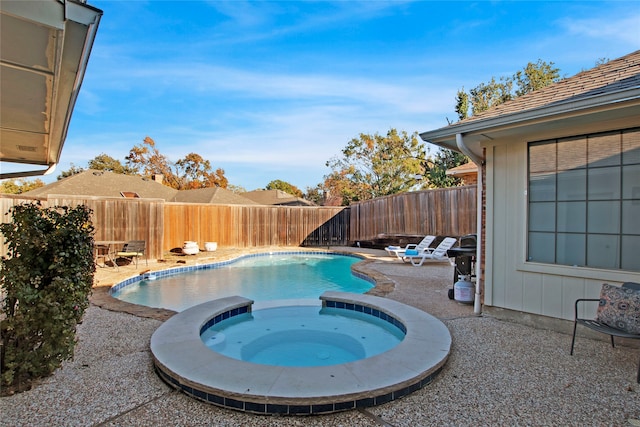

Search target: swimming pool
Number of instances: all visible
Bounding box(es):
[201,305,405,367]
[110,252,373,311]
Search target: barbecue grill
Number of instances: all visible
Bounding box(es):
[446,234,477,301]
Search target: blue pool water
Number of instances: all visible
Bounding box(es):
[200,305,405,367]
[111,253,373,311]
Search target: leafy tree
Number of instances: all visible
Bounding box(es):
[513,59,561,97]
[227,184,247,194]
[454,88,470,120]
[88,153,136,174]
[469,76,513,116]
[304,185,325,206]
[266,180,303,198]
[57,163,85,180]
[424,149,469,188]
[0,179,45,194]
[455,59,560,120]
[324,128,426,205]
[175,153,228,189]
[125,136,228,190]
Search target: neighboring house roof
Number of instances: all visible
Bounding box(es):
[241,189,315,206]
[170,187,258,205]
[24,170,177,199]
[23,169,258,205]
[420,50,640,159]
[446,162,477,177]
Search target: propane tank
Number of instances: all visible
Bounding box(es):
[454,275,474,304]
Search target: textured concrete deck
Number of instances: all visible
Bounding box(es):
[1,246,638,426]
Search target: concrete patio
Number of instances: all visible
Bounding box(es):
[1,247,638,426]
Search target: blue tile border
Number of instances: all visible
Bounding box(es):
[199,304,250,335]
[323,299,406,334]
[155,364,444,415]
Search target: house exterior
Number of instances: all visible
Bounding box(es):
[446,162,478,185]
[23,169,258,205]
[420,50,640,325]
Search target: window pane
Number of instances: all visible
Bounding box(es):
[621,235,640,272]
[622,201,640,235]
[530,172,556,201]
[622,164,640,199]
[529,202,555,232]
[622,129,640,165]
[530,141,556,172]
[588,201,620,234]
[588,132,620,167]
[587,234,620,269]
[557,202,585,232]
[557,169,586,201]
[528,232,555,263]
[556,233,585,267]
[557,136,586,170]
[588,167,620,200]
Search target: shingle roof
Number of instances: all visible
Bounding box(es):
[461,50,640,123]
[170,187,259,204]
[24,169,177,199]
[445,162,477,176]
[23,169,257,204]
[241,189,315,206]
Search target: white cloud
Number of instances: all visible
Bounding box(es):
[559,13,640,46]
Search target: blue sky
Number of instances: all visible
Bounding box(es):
[51,1,640,190]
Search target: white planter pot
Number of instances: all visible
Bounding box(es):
[182,241,199,255]
[204,242,218,252]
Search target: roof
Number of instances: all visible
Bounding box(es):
[241,189,315,206]
[445,162,477,177]
[23,169,262,205]
[24,170,178,199]
[420,50,640,159]
[0,0,102,179]
[170,187,259,205]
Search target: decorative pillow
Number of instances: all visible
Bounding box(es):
[596,283,640,334]
[404,249,419,256]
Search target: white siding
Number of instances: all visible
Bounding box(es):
[483,137,640,321]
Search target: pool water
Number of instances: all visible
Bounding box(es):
[111,253,373,311]
[200,305,405,367]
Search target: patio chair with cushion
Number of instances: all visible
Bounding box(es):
[385,235,436,261]
[116,240,147,268]
[403,237,458,266]
[570,282,640,383]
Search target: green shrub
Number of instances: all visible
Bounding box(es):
[0,202,95,394]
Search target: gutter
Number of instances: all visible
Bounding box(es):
[0,164,57,180]
[421,86,640,143]
[456,134,483,315]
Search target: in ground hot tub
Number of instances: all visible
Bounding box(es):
[150,291,451,415]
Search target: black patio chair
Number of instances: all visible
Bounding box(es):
[570,282,640,383]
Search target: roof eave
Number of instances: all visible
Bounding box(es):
[0,0,102,180]
[420,86,640,156]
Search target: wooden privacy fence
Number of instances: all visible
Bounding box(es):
[350,186,477,242]
[0,195,165,260]
[1,186,475,260]
[163,203,349,250]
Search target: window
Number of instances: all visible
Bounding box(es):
[528,128,640,272]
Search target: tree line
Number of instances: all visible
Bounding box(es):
[2,59,568,204]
